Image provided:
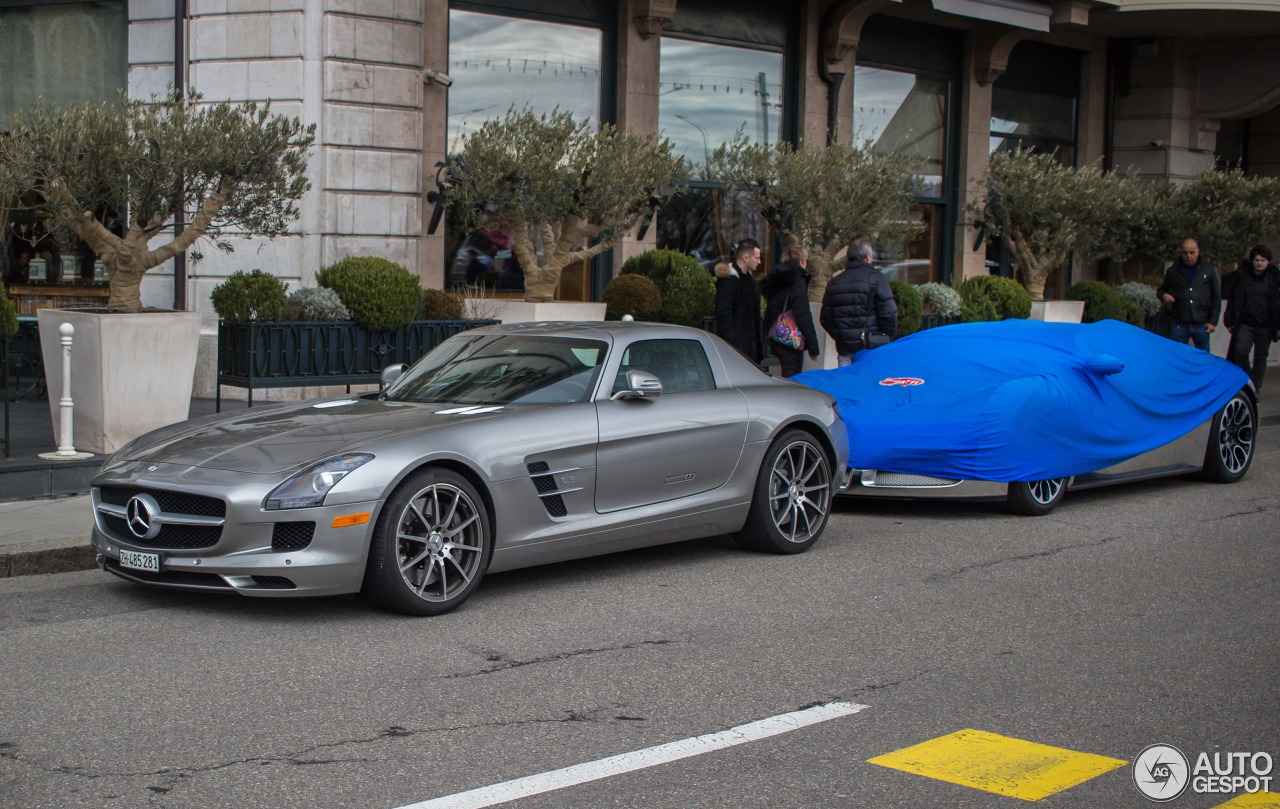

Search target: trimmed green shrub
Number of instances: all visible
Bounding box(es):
[210,269,288,323]
[1117,281,1160,319]
[316,257,422,332]
[0,284,17,340]
[419,288,464,320]
[658,256,716,327]
[1067,280,1144,327]
[958,275,1032,320]
[917,282,962,317]
[601,274,662,320]
[619,248,695,288]
[280,287,350,322]
[889,280,922,336]
[961,295,1000,323]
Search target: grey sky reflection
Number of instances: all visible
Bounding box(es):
[447,10,601,151]
[658,38,784,165]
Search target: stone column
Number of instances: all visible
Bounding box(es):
[421,0,449,289]
[954,38,995,283]
[613,0,667,269]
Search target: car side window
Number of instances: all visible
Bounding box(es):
[612,339,716,396]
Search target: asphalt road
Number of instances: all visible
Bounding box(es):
[2,428,1277,809]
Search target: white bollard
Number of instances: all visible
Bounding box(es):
[39,323,94,461]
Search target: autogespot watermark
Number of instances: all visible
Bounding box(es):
[1133,744,1274,802]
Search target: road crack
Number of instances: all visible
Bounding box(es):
[924,537,1117,582]
[446,639,677,679]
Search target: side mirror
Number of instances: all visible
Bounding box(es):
[381,363,408,389]
[611,370,663,401]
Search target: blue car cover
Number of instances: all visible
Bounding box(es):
[792,319,1249,482]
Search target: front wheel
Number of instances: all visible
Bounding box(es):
[1006,478,1067,516]
[1203,391,1256,483]
[735,429,833,554]
[362,468,492,616]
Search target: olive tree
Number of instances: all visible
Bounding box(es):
[1167,168,1280,268]
[0,91,314,312]
[443,108,686,302]
[708,134,925,302]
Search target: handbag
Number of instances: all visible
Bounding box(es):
[767,291,805,351]
[860,329,891,350]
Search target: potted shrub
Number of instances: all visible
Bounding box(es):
[619,249,715,327]
[600,275,662,321]
[888,281,922,337]
[441,108,685,322]
[213,260,496,408]
[1066,281,1144,327]
[1,91,313,452]
[917,282,962,330]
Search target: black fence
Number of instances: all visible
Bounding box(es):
[216,319,499,410]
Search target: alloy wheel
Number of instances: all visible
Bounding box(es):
[395,483,485,603]
[768,440,831,543]
[1029,478,1065,505]
[1219,397,1254,474]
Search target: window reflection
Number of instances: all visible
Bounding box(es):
[876,204,942,285]
[658,38,784,164]
[853,66,946,198]
[989,87,1076,166]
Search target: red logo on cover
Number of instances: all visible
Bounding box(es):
[879,377,925,387]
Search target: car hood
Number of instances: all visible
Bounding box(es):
[127,398,509,473]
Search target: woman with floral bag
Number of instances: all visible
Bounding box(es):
[761,244,821,377]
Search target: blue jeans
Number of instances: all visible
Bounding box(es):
[838,353,855,367]
[1170,322,1210,351]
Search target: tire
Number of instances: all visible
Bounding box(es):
[1202,391,1256,483]
[1006,478,1067,516]
[734,429,833,554]
[362,467,492,616]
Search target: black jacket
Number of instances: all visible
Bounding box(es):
[1224,263,1280,333]
[1157,261,1221,325]
[760,263,819,355]
[819,260,898,355]
[714,263,762,362]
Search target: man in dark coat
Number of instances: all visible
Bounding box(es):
[760,244,821,377]
[1158,238,1221,351]
[820,239,897,366]
[1224,244,1280,390]
[715,238,763,362]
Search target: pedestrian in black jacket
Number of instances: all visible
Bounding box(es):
[819,239,897,366]
[760,244,821,377]
[1224,244,1280,390]
[715,238,763,363]
[1158,239,1221,350]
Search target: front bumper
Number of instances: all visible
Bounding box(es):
[91,499,382,598]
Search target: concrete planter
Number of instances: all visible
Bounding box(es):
[38,309,201,454]
[1030,301,1085,323]
[470,300,607,324]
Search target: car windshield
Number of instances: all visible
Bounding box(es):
[385,335,609,405]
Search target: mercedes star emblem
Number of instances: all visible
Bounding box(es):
[125,494,162,540]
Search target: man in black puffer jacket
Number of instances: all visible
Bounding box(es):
[820,239,897,366]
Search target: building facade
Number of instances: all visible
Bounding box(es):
[3,0,1280,314]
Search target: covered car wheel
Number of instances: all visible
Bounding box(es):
[362,468,492,616]
[1203,392,1256,483]
[1006,478,1067,516]
[735,429,833,554]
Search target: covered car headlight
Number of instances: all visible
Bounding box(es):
[265,453,374,510]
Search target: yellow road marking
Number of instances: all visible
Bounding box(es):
[1213,792,1280,808]
[867,728,1128,801]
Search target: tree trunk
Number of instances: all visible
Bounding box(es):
[805,239,848,304]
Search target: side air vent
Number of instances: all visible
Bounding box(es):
[526,461,582,519]
[251,576,296,589]
[272,521,315,551]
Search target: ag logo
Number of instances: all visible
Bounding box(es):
[1134,744,1190,802]
[879,377,925,387]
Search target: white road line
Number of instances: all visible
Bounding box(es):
[394,701,869,809]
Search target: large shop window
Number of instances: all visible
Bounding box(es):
[444,8,604,299]
[1,1,126,306]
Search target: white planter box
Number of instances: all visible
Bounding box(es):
[468,300,606,324]
[802,301,839,372]
[38,309,202,454]
[1030,300,1085,323]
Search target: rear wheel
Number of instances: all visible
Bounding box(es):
[362,468,492,615]
[1006,478,1067,516]
[1203,392,1256,483]
[735,430,833,554]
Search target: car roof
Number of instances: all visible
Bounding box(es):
[474,321,710,341]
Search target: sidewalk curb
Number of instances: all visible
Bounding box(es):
[1262,414,1280,427]
[1,537,97,578]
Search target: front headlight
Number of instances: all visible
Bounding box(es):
[265,453,374,510]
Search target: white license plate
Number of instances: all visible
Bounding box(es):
[119,549,161,573]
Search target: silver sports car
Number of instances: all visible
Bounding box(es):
[90,323,848,614]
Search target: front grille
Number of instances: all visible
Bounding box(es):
[251,576,296,589]
[526,461,567,518]
[97,485,225,550]
[271,522,315,551]
[872,472,961,487]
[105,561,230,589]
[99,486,225,517]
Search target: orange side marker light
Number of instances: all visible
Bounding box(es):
[332,512,371,528]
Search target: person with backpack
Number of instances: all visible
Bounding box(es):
[820,239,898,367]
[761,244,821,377]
